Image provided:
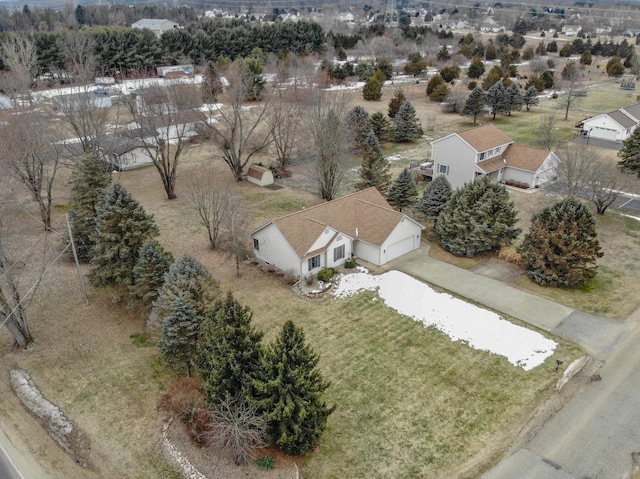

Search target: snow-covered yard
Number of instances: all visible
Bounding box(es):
[334,269,557,371]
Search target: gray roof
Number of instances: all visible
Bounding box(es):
[131,18,177,31]
[622,102,640,122]
[608,110,637,129]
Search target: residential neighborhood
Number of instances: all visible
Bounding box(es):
[3,1,640,479]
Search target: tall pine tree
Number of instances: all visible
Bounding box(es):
[518,198,603,287]
[255,321,333,456]
[462,87,486,125]
[394,102,422,142]
[417,176,452,222]
[436,177,520,256]
[523,86,539,111]
[387,88,406,118]
[129,240,174,309]
[370,111,392,142]
[197,292,264,407]
[618,127,640,177]
[158,294,202,376]
[387,168,418,212]
[90,183,159,294]
[149,254,219,336]
[505,83,524,116]
[345,106,372,154]
[356,130,392,194]
[68,154,112,262]
[486,80,508,119]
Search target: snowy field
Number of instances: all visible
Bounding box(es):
[333,269,557,371]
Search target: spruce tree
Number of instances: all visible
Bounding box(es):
[90,183,159,294]
[129,240,174,309]
[462,87,487,125]
[158,294,202,376]
[618,127,640,176]
[356,130,392,194]
[387,88,406,118]
[362,73,383,101]
[387,168,418,212]
[149,254,220,336]
[467,56,485,79]
[345,105,373,154]
[417,176,452,222]
[426,74,445,97]
[255,321,333,456]
[370,111,391,142]
[394,102,422,142]
[197,292,264,407]
[68,154,112,262]
[435,177,520,257]
[518,198,603,287]
[523,86,540,111]
[505,83,523,116]
[486,80,508,119]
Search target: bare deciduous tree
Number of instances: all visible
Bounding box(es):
[538,113,557,150]
[127,82,204,199]
[267,88,302,172]
[184,165,231,248]
[303,89,353,200]
[206,59,273,181]
[219,194,251,277]
[0,34,38,104]
[558,62,584,121]
[0,109,61,230]
[206,396,266,466]
[555,143,631,214]
[56,31,97,83]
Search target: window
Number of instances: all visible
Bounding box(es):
[479,152,486,161]
[253,238,259,251]
[438,164,450,175]
[334,245,345,262]
[308,255,320,270]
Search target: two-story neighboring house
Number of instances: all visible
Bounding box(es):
[431,124,560,189]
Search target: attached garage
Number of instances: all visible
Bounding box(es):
[386,236,415,262]
[591,126,617,141]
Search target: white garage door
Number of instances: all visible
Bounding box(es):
[386,236,414,262]
[591,127,617,141]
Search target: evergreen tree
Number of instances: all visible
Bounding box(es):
[505,83,523,116]
[345,105,372,154]
[522,86,540,111]
[518,198,603,287]
[370,111,392,142]
[485,39,497,60]
[618,127,640,176]
[149,254,220,336]
[387,168,418,212]
[90,183,159,294]
[429,83,449,102]
[356,130,392,194]
[481,65,504,90]
[417,176,452,222]
[580,50,592,65]
[467,56,485,79]
[486,80,508,119]
[158,294,202,376]
[437,44,450,61]
[462,87,486,125]
[362,72,383,101]
[129,240,174,309]
[426,74,444,97]
[435,178,520,257]
[197,292,264,407]
[387,88,406,119]
[68,154,112,263]
[255,321,333,456]
[393,102,421,142]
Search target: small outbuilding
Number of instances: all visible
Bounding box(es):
[247,164,274,187]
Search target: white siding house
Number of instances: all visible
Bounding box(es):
[131,19,179,37]
[580,104,640,142]
[251,188,424,279]
[432,124,559,189]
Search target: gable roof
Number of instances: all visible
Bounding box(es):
[477,144,551,174]
[254,188,422,259]
[247,164,270,180]
[608,109,636,129]
[456,124,513,152]
[622,102,640,122]
[138,109,205,129]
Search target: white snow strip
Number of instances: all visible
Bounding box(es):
[333,270,557,371]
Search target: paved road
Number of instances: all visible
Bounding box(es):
[0,439,23,479]
[0,419,52,479]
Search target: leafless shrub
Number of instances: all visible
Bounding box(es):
[158,378,211,445]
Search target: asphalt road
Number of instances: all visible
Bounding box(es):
[0,430,24,479]
[484,309,640,479]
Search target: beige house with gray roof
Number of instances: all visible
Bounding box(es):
[250,188,424,278]
[431,124,559,189]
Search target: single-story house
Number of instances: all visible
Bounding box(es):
[251,188,424,278]
[624,28,640,37]
[156,64,194,78]
[131,18,179,37]
[431,124,560,189]
[562,25,582,36]
[131,109,205,141]
[247,164,274,187]
[579,102,640,142]
[52,92,112,111]
[100,128,158,170]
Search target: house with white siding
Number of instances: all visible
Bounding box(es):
[251,188,424,279]
[431,124,560,189]
[579,102,640,142]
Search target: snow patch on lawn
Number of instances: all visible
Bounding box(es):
[334,270,557,371]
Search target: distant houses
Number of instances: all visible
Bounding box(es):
[131,18,179,37]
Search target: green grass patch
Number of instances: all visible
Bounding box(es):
[130,332,154,348]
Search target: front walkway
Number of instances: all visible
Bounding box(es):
[383,244,630,360]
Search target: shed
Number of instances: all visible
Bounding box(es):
[247,165,274,187]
